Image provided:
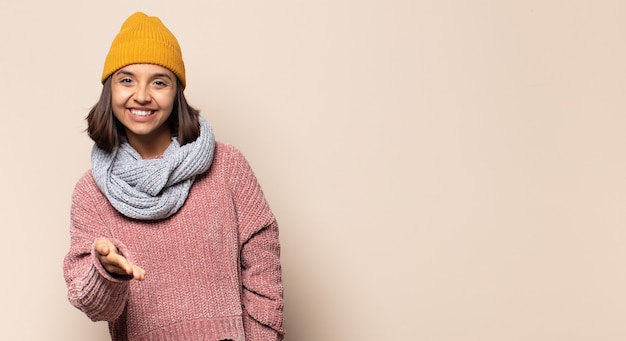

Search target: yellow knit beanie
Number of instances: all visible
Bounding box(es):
[101,12,186,88]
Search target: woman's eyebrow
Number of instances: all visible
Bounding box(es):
[152,72,173,80]
[116,70,134,76]
[115,70,172,79]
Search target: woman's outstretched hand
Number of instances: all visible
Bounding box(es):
[95,238,146,281]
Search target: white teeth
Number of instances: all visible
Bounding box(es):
[131,109,153,116]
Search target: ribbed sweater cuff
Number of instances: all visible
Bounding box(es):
[74,261,129,320]
[243,312,283,341]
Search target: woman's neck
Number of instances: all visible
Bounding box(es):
[126,130,172,159]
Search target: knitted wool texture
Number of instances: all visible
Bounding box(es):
[91,117,215,220]
[64,143,285,340]
[102,12,186,88]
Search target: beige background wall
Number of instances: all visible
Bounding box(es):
[1,0,625,340]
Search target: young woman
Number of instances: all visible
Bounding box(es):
[63,12,284,341]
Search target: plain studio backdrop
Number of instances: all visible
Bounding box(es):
[1,1,626,340]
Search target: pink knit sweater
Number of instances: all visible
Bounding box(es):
[63,142,284,341]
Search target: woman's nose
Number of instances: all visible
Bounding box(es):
[133,84,152,104]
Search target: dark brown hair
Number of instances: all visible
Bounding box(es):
[86,77,201,153]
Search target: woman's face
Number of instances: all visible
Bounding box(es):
[110,63,177,149]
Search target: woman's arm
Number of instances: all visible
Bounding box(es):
[227,146,285,340]
[62,173,133,322]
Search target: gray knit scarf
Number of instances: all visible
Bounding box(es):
[91,116,215,220]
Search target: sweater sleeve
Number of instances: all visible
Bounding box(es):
[227,146,285,340]
[63,172,131,322]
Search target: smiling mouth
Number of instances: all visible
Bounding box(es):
[130,109,154,117]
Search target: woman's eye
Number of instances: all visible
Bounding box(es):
[120,78,132,83]
[154,80,167,87]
